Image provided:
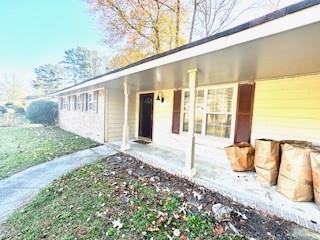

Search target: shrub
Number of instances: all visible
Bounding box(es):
[5,102,14,108]
[26,100,58,125]
[13,106,25,114]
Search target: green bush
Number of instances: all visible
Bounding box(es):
[26,100,58,125]
[5,102,14,108]
[13,106,25,114]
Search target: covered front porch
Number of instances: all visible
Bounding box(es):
[108,140,320,232]
[103,15,320,232]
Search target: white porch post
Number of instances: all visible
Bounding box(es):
[184,69,197,177]
[121,80,130,151]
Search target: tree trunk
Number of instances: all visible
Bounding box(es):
[189,0,197,43]
[175,0,180,48]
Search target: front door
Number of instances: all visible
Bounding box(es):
[139,93,154,139]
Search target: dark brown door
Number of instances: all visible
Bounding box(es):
[234,83,255,143]
[172,90,182,134]
[139,93,154,139]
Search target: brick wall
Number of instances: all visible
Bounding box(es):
[59,89,105,143]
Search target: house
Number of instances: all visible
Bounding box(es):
[53,0,320,231]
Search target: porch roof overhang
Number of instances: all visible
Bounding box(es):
[53,1,320,95]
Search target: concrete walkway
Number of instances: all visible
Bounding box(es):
[0,145,116,224]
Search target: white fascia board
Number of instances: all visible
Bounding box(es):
[55,5,320,95]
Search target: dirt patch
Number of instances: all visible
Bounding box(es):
[106,153,319,240]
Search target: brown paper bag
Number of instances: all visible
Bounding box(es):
[254,139,280,186]
[280,140,311,146]
[280,140,312,154]
[310,150,320,208]
[277,143,313,202]
[225,143,255,172]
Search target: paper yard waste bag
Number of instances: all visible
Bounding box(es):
[277,143,313,202]
[254,139,280,186]
[310,150,320,208]
[225,143,255,172]
[280,140,312,153]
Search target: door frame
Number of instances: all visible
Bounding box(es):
[138,92,154,140]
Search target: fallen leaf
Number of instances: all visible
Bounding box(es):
[214,224,224,236]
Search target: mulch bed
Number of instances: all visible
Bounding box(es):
[106,153,315,240]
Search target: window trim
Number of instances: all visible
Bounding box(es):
[86,91,98,112]
[76,95,81,110]
[62,97,68,110]
[88,92,94,111]
[179,83,238,142]
[67,96,71,111]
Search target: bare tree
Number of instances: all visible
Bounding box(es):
[189,0,257,42]
[0,74,28,101]
[266,0,282,10]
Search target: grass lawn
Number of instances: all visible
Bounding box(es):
[0,127,98,179]
[1,157,242,240]
[2,154,307,240]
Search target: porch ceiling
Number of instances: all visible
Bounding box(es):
[106,21,320,92]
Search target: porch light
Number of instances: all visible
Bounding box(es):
[156,91,164,102]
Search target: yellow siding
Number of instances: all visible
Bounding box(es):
[149,88,232,161]
[251,74,320,145]
[107,88,136,141]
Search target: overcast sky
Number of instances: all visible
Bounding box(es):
[0,0,300,95]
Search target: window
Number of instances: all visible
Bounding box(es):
[182,86,234,138]
[67,96,71,111]
[88,93,93,110]
[92,91,98,112]
[62,97,67,110]
[60,98,63,110]
[73,95,77,110]
[183,90,204,133]
[182,91,189,132]
[81,93,88,111]
[76,95,81,110]
[206,88,233,138]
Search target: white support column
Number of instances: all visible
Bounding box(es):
[184,69,197,177]
[121,80,130,151]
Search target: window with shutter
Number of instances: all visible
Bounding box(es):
[172,90,182,134]
[181,85,235,139]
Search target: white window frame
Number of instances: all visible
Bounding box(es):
[62,97,68,110]
[180,83,238,142]
[182,90,205,134]
[76,95,81,110]
[88,92,94,111]
[67,96,71,111]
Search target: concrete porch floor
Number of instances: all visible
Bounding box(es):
[107,141,320,232]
